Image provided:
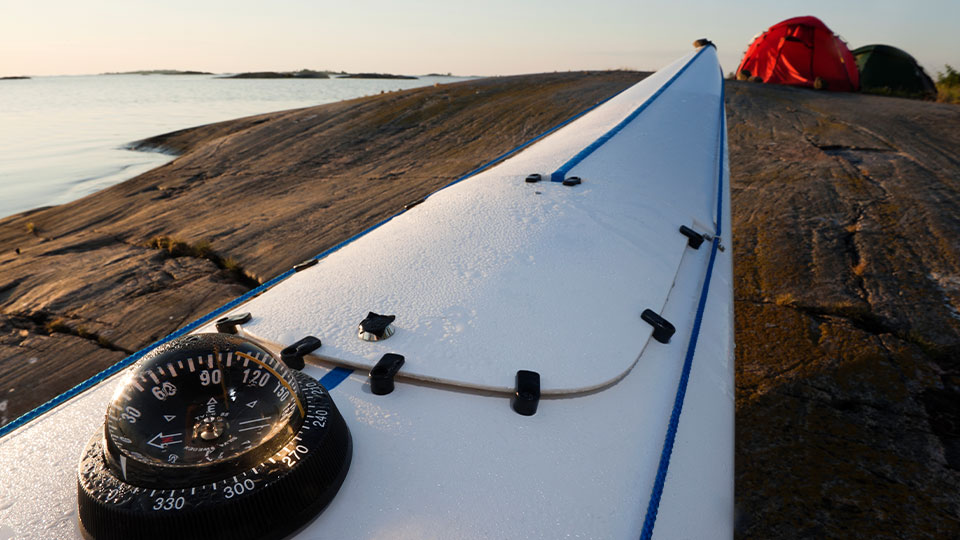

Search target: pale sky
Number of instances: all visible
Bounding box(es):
[1,0,957,78]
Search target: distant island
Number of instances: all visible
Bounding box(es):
[338,73,418,80]
[101,70,212,75]
[0,76,30,80]
[218,70,418,80]
[220,70,331,79]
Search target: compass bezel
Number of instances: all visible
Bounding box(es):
[79,367,352,540]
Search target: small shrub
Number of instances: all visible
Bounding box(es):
[937,85,960,104]
[25,222,37,235]
[937,65,960,86]
[936,65,960,104]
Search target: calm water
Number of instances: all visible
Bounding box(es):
[0,74,465,218]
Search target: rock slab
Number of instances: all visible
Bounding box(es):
[727,80,960,538]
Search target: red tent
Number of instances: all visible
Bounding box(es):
[737,16,859,91]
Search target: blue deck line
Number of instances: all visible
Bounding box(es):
[639,62,727,540]
[639,238,720,540]
[0,80,635,439]
[318,367,354,391]
[549,46,708,183]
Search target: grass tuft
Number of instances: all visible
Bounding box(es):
[46,318,70,334]
[145,236,259,288]
[147,235,197,258]
[192,239,214,259]
[43,317,121,350]
[222,257,242,273]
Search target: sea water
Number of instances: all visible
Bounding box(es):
[0,74,465,219]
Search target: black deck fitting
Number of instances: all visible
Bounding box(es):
[679,225,705,249]
[293,258,318,272]
[693,38,715,49]
[512,370,541,416]
[525,173,542,183]
[359,312,396,339]
[641,309,675,344]
[562,176,582,186]
[280,336,322,371]
[215,312,252,334]
[404,197,426,210]
[369,353,405,395]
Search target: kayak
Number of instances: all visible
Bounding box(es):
[0,43,732,540]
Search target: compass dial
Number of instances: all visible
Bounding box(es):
[104,334,303,487]
[78,333,353,540]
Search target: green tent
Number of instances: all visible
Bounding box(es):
[853,44,936,96]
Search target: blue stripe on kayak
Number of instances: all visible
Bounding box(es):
[716,81,726,238]
[549,46,708,183]
[429,79,632,195]
[639,237,719,540]
[639,69,727,540]
[0,267,295,439]
[0,79,633,439]
[318,367,354,391]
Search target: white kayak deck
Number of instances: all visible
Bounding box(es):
[0,46,733,540]
[209,48,723,395]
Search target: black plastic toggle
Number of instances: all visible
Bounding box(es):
[215,312,251,334]
[679,225,705,249]
[359,312,396,339]
[280,336,322,370]
[693,38,715,49]
[693,38,717,49]
[293,258,318,272]
[512,370,541,416]
[641,309,675,344]
[525,173,542,183]
[369,353,405,395]
[404,198,426,210]
[561,176,582,186]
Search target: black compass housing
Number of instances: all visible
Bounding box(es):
[77,333,352,540]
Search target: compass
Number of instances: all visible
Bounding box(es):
[77,333,352,540]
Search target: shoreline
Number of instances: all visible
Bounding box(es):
[0,74,471,220]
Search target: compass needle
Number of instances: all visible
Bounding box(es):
[213,345,230,411]
[77,333,352,540]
